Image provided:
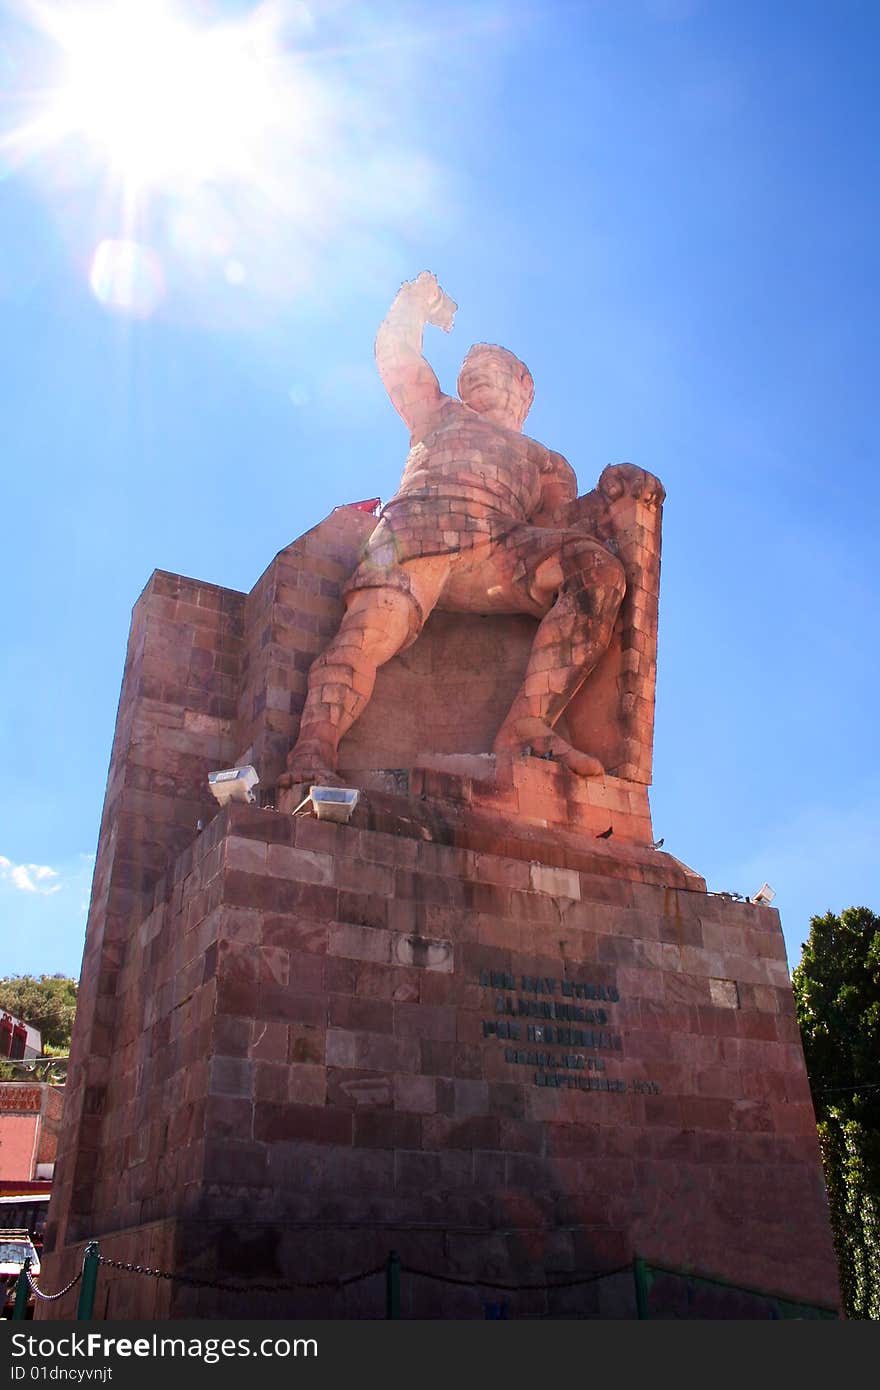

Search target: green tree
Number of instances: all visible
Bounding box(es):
[793,906,880,1319]
[0,974,78,1052]
[793,906,880,1128]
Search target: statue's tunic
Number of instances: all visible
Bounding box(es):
[343,398,584,635]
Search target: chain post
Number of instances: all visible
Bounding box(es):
[76,1242,100,1321]
[632,1256,651,1320]
[12,1257,31,1320]
[385,1250,401,1319]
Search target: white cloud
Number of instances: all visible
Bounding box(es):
[0,854,62,895]
[1,852,95,977]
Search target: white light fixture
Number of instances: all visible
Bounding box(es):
[208,765,259,806]
[308,786,360,823]
[751,882,776,907]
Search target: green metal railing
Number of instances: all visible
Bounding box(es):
[631,1256,839,1320]
[11,1241,839,1320]
[11,1242,92,1319]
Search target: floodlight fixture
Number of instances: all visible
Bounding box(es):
[309,786,360,823]
[751,882,776,907]
[208,765,259,806]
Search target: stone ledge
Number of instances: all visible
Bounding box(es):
[242,798,703,897]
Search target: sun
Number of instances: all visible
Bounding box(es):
[22,0,287,192]
[3,1,447,320]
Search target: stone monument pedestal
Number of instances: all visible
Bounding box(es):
[40,759,839,1317]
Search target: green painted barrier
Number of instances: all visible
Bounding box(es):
[12,1256,31,1320]
[386,1250,401,1319]
[76,1242,100,1321]
[632,1256,652,1320]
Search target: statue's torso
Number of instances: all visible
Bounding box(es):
[393,397,547,524]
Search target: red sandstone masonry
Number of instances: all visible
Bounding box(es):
[338,469,663,785]
[40,494,839,1316]
[234,509,375,790]
[41,796,839,1317]
[45,572,244,1257]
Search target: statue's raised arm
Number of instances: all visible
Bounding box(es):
[374,271,458,437]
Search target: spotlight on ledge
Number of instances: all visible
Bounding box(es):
[751,882,776,907]
[208,765,259,806]
[309,786,360,823]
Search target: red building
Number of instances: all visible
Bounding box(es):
[0,1082,63,1190]
[0,1012,41,1061]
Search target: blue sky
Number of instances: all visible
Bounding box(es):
[1,0,877,980]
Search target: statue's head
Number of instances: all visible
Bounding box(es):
[457,343,534,429]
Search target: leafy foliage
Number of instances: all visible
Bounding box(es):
[817,1118,880,1320]
[792,906,880,1129]
[793,906,880,1318]
[0,974,78,1052]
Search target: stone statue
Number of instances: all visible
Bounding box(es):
[283,271,630,786]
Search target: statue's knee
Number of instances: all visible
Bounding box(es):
[377,589,420,646]
[344,585,420,655]
[602,550,626,600]
[564,542,625,600]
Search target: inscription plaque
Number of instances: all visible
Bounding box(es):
[477,970,660,1095]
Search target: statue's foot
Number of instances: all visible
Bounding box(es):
[494,718,605,779]
[281,739,341,789]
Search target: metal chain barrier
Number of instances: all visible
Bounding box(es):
[399,1261,633,1292]
[97,1254,384,1294]
[19,1245,834,1320]
[25,1267,83,1302]
[95,1250,629,1297]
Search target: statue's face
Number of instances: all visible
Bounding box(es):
[458,346,534,429]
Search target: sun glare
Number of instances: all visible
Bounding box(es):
[29,1,286,190]
[4,1,446,320]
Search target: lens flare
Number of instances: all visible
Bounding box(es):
[2,1,449,316]
[89,238,165,317]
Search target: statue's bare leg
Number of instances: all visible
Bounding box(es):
[493,538,625,776]
[284,589,419,783]
[284,563,447,784]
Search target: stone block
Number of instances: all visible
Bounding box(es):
[353,1112,422,1149]
[328,921,392,963]
[394,1002,457,1041]
[529,864,581,899]
[393,1074,437,1115]
[208,1056,253,1099]
[328,995,393,1035]
[254,1102,351,1145]
[327,1069,394,1111]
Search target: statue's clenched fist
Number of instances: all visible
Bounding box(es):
[404,270,457,332]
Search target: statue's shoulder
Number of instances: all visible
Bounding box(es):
[410,392,462,443]
[526,439,572,474]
